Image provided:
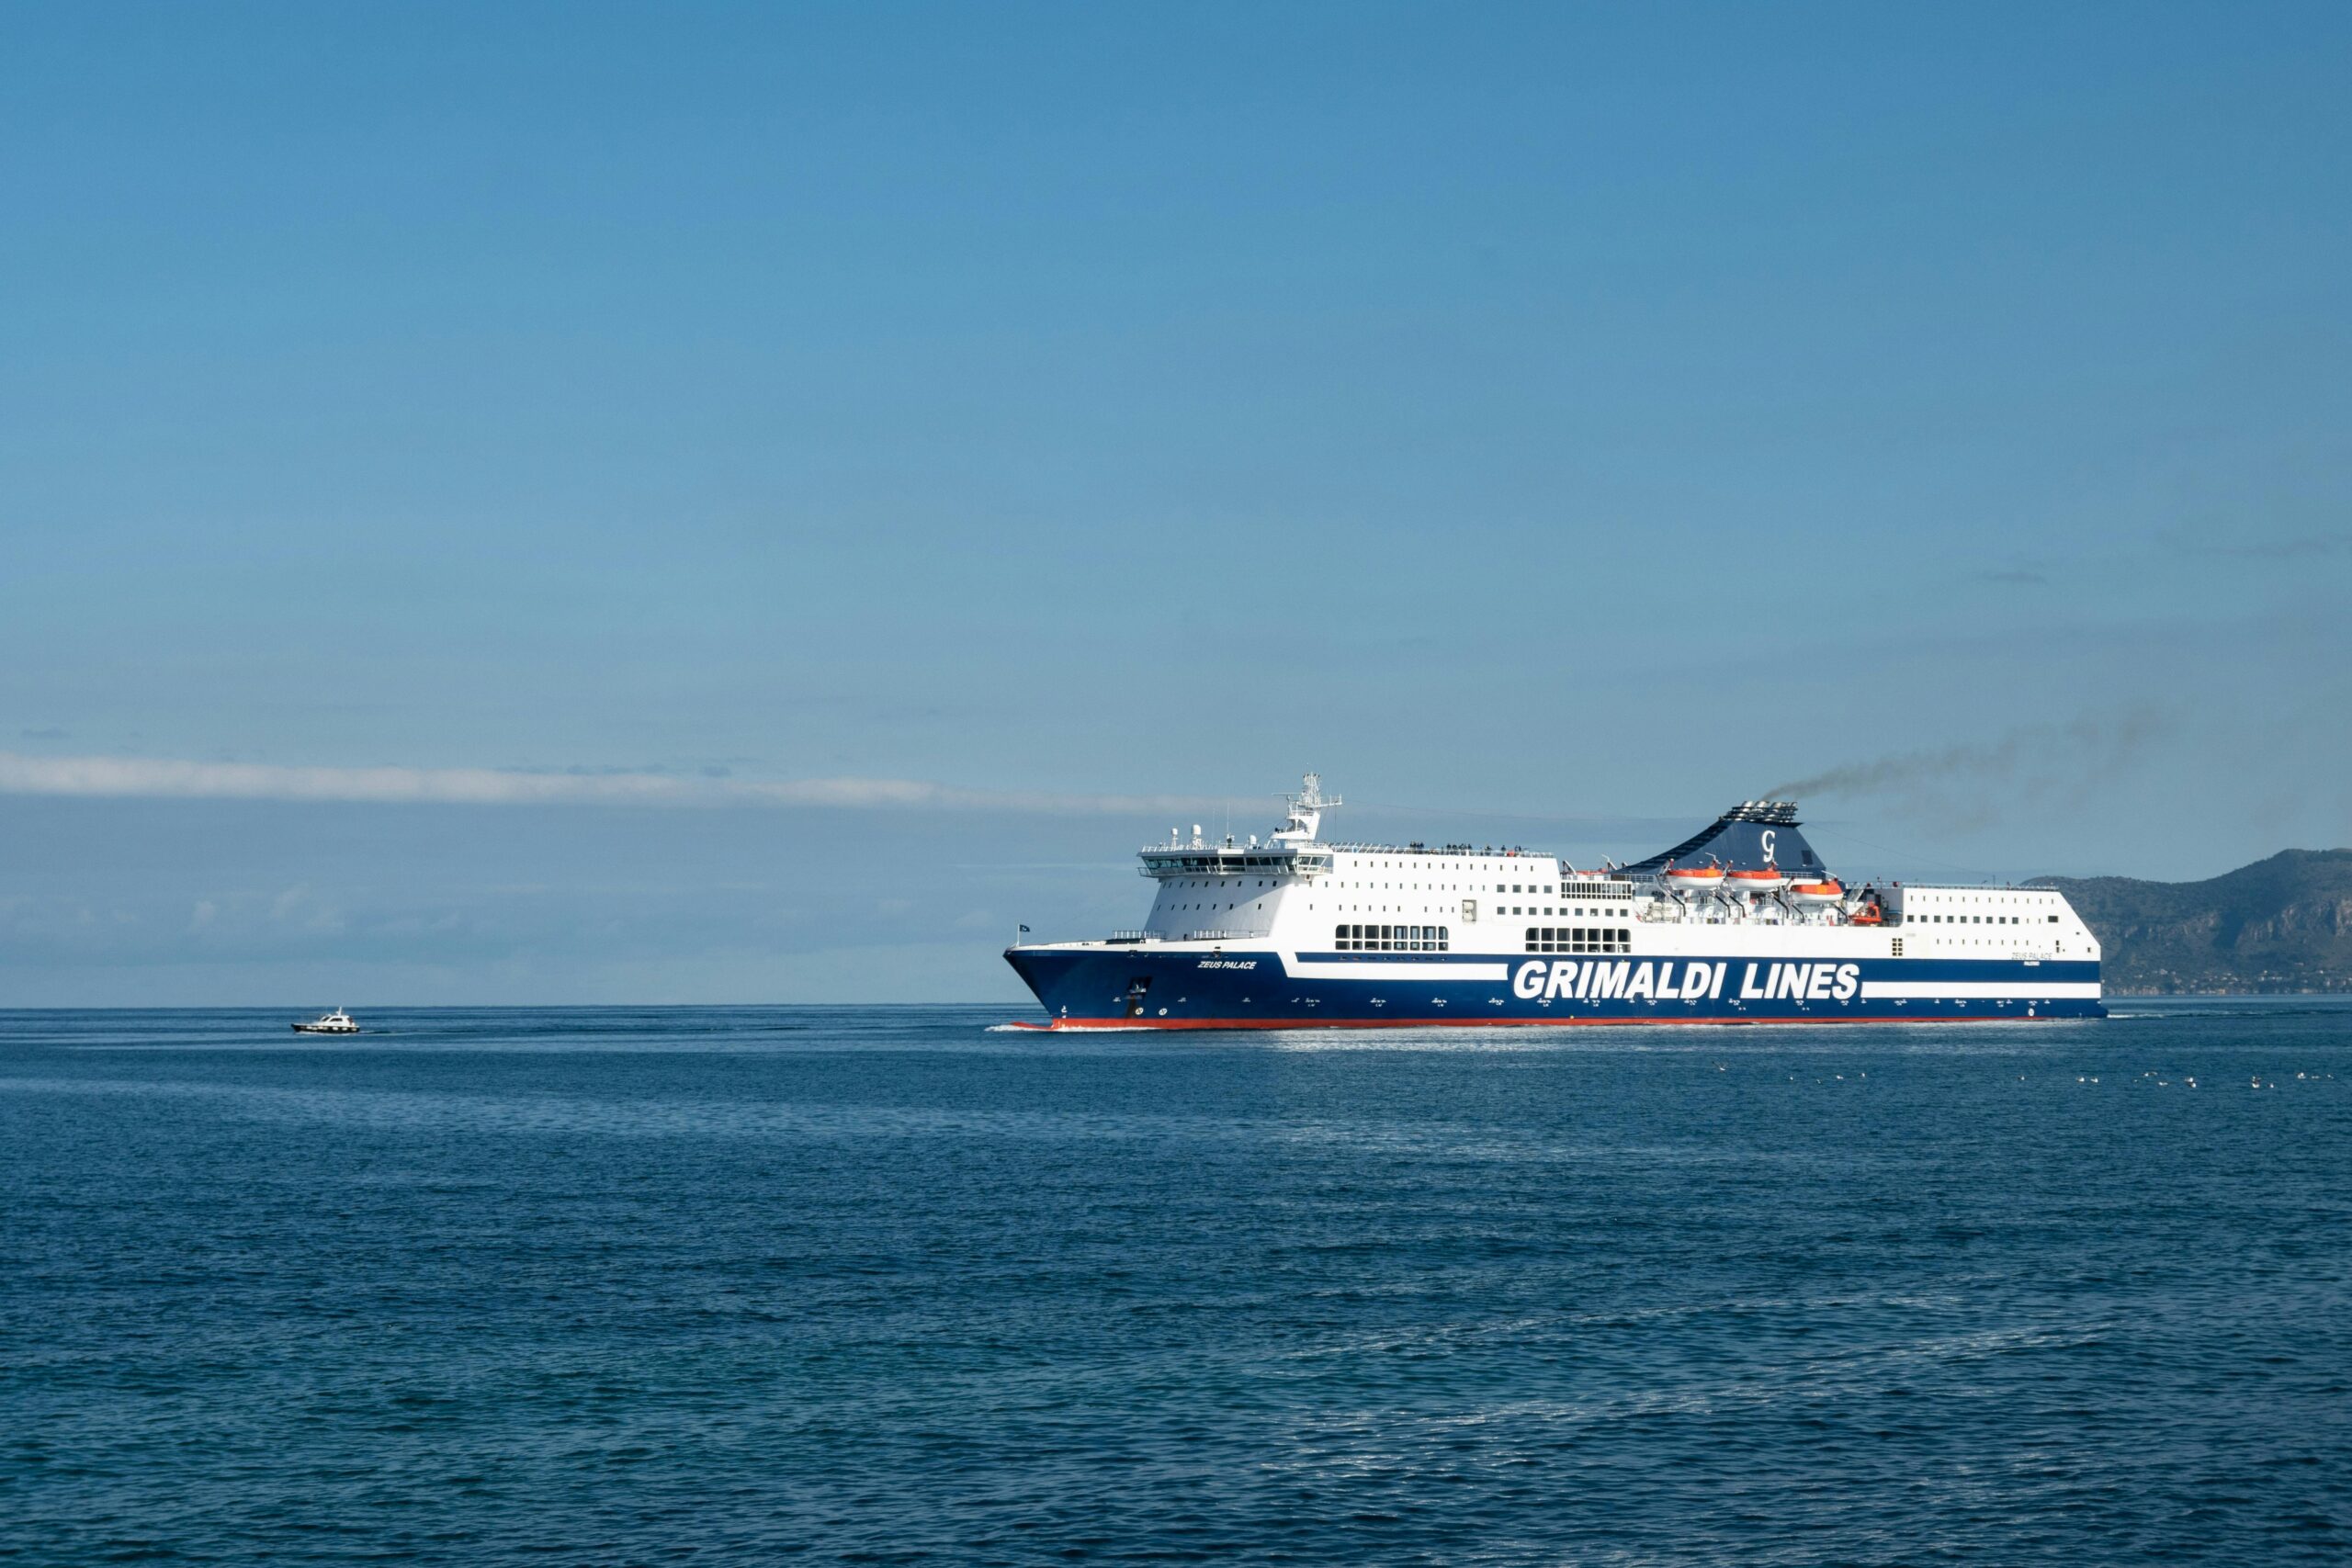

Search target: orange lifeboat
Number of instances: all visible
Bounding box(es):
[1662,862,1724,894]
[1789,878,1844,908]
[1725,867,1789,896]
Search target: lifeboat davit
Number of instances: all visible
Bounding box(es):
[1662,863,1724,894]
[1789,879,1845,908]
[1725,867,1789,896]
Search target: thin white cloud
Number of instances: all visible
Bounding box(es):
[0,751,1227,816]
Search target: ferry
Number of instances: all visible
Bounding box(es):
[1004,775,2102,1028]
[291,1008,360,1034]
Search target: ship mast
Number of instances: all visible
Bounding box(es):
[1271,773,1340,843]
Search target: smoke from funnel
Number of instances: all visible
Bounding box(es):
[1767,710,2169,829]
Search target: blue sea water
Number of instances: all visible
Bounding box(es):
[3,1002,2349,1564]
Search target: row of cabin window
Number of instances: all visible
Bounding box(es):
[1914,913,2056,924]
[1334,924,1451,952]
[1340,879,1623,897]
[1525,927,1632,954]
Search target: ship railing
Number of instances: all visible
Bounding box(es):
[1318,841,1551,858]
[1139,844,1307,856]
[1143,840,1559,860]
[1071,929,1269,946]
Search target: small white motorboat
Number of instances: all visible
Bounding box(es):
[291,1008,360,1035]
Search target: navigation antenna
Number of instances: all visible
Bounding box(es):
[1272,772,1341,842]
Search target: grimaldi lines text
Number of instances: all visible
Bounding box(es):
[1003,775,2103,1029]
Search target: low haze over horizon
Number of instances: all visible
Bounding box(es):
[5,2,2348,1004]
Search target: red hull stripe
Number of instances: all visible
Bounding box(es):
[1012,1014,2064,1032]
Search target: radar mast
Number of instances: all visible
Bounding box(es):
[1272,773,1340,842]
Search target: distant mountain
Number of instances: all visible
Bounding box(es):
[2031,850,2352,994]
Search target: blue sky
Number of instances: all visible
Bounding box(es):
[3,2,2347,1004]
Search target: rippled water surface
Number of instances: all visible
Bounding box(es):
[5,1001,2349,1563]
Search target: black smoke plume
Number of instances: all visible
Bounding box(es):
[1767,710,2169,829]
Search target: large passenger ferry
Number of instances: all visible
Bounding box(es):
[1004,775,2102,1028]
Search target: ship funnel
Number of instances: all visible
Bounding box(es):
[1619,800,1827,878]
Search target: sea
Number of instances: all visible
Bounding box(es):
[4,1000,2348,1565]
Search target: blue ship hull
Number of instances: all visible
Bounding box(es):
[1004,947,2104,1028]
